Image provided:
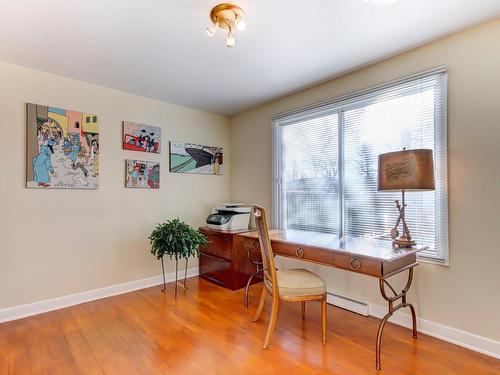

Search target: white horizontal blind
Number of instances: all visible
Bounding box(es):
[342,74,446,260]
[274,68,448,263]
[280,112,340,234]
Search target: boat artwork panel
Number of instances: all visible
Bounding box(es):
[26,103,99,189]
[122,121,161,154]
[169,141,223,175]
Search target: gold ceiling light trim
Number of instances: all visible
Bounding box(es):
[206,3,246,48]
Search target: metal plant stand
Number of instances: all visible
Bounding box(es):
[160,256,190,298]
[161,256,167,293]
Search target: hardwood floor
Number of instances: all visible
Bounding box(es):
[0,277,498,375]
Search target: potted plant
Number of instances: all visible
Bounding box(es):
[149,218,208,297]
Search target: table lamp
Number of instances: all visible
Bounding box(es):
[378,148,435,248]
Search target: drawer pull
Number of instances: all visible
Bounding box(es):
[349,257,361,271]
[253,240,260,249]
[296,247,304,258]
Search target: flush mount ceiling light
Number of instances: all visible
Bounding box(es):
[206,3,246,48]
[363,0,400,5]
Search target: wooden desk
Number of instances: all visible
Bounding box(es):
[235,229,427,370]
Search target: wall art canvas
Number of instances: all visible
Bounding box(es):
[122,121,161,153]
[26,103,99,189]
[169,142,223,175]
[125,160,160,188]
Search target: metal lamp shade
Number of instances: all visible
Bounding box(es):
[378,149,435,191]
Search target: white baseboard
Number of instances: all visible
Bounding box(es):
[326,292,369,316]
[368,302,500,360]
[0,267,199,324]
[326,288,499,360]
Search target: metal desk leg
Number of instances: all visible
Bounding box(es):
[376,267,417,370]
[244,263,262,308]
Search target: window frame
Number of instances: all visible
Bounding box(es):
[272,66,449,265]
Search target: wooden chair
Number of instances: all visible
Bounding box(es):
[252,205,327,349]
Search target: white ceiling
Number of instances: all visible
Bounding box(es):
[0,0,498,116]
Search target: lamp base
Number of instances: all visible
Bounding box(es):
[391,191,417,249]
[393,236,416,248]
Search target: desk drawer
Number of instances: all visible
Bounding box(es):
[243,238,261,251]
[203,232,233,260]
[334,254,381,277]
[272,241,334,265]
[242,238,263,266]
[199,252,233,289]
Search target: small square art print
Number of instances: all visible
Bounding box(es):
[125,160,160,189]
[169,142,223,175]
[122,121,161,154]
[26,103,99,189]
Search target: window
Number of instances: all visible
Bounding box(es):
[93,116,97,123]
[273,67,448,263]
[86,116,91,123]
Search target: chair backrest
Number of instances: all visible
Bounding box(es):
[253,205,278,296]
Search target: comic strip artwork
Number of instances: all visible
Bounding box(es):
[125,160,160,189]
[122,121,161,154]
[169,142,223,175]
[26,103,99,189]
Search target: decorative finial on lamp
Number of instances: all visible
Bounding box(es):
[378,148,435,248]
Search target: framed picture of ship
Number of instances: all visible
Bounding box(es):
[169,141,223,175]
[122,121,161,154]
[125,160,160,188]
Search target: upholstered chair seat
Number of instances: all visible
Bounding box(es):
[264,269,326,298]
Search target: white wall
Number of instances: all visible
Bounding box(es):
[1,18,499,353]
[229,20,500,342]
[0,61,229,309]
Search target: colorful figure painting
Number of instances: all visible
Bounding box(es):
[122,121,161,154]
[125,160,160,188]
[169,142,223,175]
[26,103,99,189]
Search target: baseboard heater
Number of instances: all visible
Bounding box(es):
[326,292,369,316]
